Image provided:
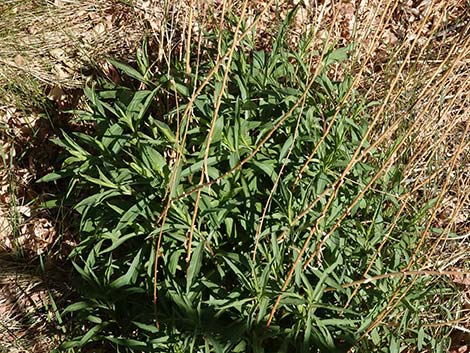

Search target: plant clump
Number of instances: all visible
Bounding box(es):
[41,16,459,352]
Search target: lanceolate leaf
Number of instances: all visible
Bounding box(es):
[46,18,445,353]
[110,249,142,288]
[186,241,204,292]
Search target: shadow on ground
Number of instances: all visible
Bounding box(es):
[0,252,75,353]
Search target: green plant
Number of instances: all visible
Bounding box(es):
[41,18,456,353]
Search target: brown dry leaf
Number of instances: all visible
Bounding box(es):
[134,0,165,34]
[0,170,10,204]
[0,256,61,353]
[0,106,16,124]
[450,345,470,353]
[47,85,66,102]
[13,54,25,67]
[382,29,398,45]
[49,48,65,60]
[0,208,56,255]
[1,0,147,90]
[338,1,356,40]
[93,22,106,36]
[450,270,470,287]
[52,63,72,81]
[14,205,31,218]
[18,218,56,255]
[100,61,121,85]
[0,210,12,250]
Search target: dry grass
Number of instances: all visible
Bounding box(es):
[0,0,470,351]
[0,0,144,88]
[323,1,470,348]
[0,255,71,353]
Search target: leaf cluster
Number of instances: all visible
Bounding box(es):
[42,22,454,353]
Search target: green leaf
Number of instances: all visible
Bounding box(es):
[73,132,105,152]
[102,123,125,153]
[63,301,92,313]
[36,170,72,183]
[137,87,159,123]
[136,37,150,76]
[127,90,152,120]
[371,328,380,345]
[75,190,124,214]
[100,231,140,254]
[154,120,176,143]
[59,340,81,349]
[132,321,159,334]
[252,159,276,182]
[172,81,190,97]
[108,58,148,83]
[86,315,103,324]
[279,135,293,162]
[257,296,269,323]
[181,156,220,178]
[80,171,119,189]
[142,145,167,175]
[148,336,170,345]
[323,45,351,67]
[417,326,425,351]
[110,249,142,288]
[79,324,105,346]
[186,241,204,292]
[59,130,90,161]
[390,336,399,353]
[169,248,185,275]
[105,336,147,349]
[211,115,224,144]
[116,194,157,231]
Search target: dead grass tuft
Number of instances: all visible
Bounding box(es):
[0,0,145,89]
[0,255,70,353]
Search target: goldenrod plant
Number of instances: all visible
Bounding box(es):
[40,2,470,350]
[1,0,469,352]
